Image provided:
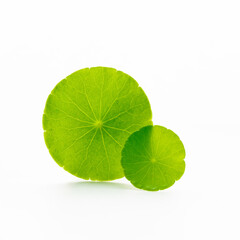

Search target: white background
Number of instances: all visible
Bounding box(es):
[0,0,240,239]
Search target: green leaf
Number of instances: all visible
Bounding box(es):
[43,67,152,181]
[121,125,185,191]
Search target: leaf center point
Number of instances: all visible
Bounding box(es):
[151,158,157,163]
[94,120,103,128]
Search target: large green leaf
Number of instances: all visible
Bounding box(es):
[43,67,152,181]
[121,125,185,191]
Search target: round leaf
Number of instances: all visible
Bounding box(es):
[43,67,152,181]
[121,125,185,191]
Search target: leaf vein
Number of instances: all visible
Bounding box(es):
[103,128,123,147]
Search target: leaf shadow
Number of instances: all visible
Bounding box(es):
[60,181,178,197]
[65,181,137,192]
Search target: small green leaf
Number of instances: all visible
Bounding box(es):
[43,67,152,181]
[121,125,185,191]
